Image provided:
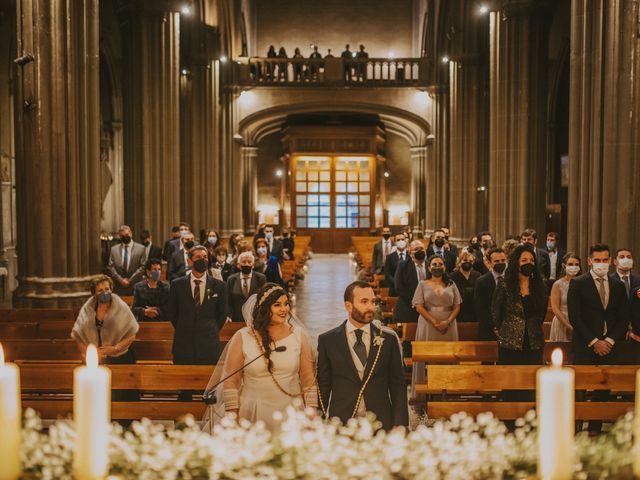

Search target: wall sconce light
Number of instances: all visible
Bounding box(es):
[14,54,35,66]
[441,56,450,64]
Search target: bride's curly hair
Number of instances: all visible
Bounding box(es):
[251,283,291,372]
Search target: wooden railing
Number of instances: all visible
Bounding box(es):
[234,57,427,87]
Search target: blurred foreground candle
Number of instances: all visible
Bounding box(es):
[537,348,574,480]
[74,344,111,480]
[634,369,640,477]
[0,343,21,480]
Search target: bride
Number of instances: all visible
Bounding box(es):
[203,283,318,431]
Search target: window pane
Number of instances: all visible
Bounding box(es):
[348,172,358,181]
[307,171,318,181]
[336,195,347,205]
[347,195,359,206]
[319,195,331,206]
[336,182,346,192]
[297,217,307,228]
[347,206,359,217]
[347,182,358,192]
[308,195,319,205]
[335,160,346,170]
[359,182,370,192]
[359,206,370,217]
[357,159,369,169]
[320,206,330,217]
[308,183,319,192]
[296,171,305,180]
[296,182,306,192]
[308,217,319,228]
[360,171,370,181]
[320,217,330,228]
[335,206,346,216]
[296,206,307,217]
[359,195,370,205]
[349,217,359,228]
[319,182,330,193]
[296,195,307,205]
[308,206,319,217]
[336,217,347,228]
[319,160,330,170]
[360,217,370,228]
[335,171,346,181]
[319,171,330,181]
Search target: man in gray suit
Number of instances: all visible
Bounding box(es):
[107,225,146,295]
[371,227,393,275]
[226,252,266,322]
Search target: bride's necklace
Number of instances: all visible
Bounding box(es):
[249,327,303,401]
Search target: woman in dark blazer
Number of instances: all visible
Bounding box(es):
[450,250,481,322]
[492,244,548,365]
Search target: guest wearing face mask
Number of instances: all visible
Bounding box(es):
[610,248,640,299]
[383,233,408,295]
[203,229,220,262]
[439,226,459,256]
[107,225,146,296]
[131,258,169,322]
[548,253,581,342]
[162,226,181,261]
[492,244,548,365]
[166,222,192,260]
[253,238,270,274]
[226,251,267,322]
[393,240,427,324]
[543,232,565,289]
[466,235,481,256]
[427,228,457,273]
[372,227,393,275]
[474,247,508,340]
[262,225,284,260]
[140,230,162,262]
[169,246,229,400]
[72,275,139,363]
[168,232,195,282]
[410,254,462,402]
[450,251,481,322]
[473,231,494,274]
[209,246,233,282]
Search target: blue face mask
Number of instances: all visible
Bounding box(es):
[546,241,556,250]
[265,232,273,240]
[208,236,217,245]
[97,291,112,304]
[150,270,161,282]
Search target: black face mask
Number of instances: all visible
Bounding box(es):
[193,258,208,274]
[461,262,473,272]
[520,263,536,277]
[431,267,444,277]
[471,242,481,250]
[481,241,492,250]
[240,265,252,275]
[414,250,426,261]
[493,263,507,274]
[121,236,132,245]
[434,238,445,248]
[184,241,195,250]
[142,240,150,247]
[382,233,391,240]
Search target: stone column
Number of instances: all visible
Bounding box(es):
[241,146,258,232]
[567,0,640,256]
[487,1,550,241]
[121,3,181,241]
[410,145,428,231]
[13,0,101,307]
[428,85,449,230]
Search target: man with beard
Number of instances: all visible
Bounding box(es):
[316,281,408,431]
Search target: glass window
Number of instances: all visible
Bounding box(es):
[347,206,359,217]
[296,195,307,205]
[308,195,319,205]
[296,171,306,180]
[335,171,346,181]
[360,171,370,181]
[320,171,330,181]
[347,195,358,205]
[360,195,370,205]
[360,217,370,228]
[308,206,319,217]
[335,206,346,217]
[319,182,330,193]
[359,182,370,192]
[296,217,307,228]
[319,195,331,206]
[296,206,307,217]
[320,217,330,228]
[349,217,359,228]
[319,160,330,170]
[296,182,306,192]
[308,217,319,228]
[336,217,347,228]
[320,206,330,217]
[359,206,370,217]
[336,182,346,192]
[336,195,347,206]
[347,182,358,192]
[307,171,318,181]
[348,172,358,181]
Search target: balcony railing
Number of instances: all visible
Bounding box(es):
[233,57,427,87]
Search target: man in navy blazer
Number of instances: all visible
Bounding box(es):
[169,245,228,368]
[610,248,640,299]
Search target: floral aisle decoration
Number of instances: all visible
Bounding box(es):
[16,407,637,480]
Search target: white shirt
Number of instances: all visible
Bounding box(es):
[549,250,558,279]
[190,273,207,304]
[240,273,252,294]
[396,250,407,262]
[414,262,426,282]
[588,269,613,346]
[345,320,370,417]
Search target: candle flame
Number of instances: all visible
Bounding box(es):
[551,348,563,367]
[86,344,98,368]
[0,342,4,366]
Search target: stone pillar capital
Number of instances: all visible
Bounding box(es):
[498,0,552,17]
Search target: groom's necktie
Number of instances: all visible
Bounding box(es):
[353,329,368,367]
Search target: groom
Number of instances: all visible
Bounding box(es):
[317,281,408,430]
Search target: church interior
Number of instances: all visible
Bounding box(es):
[0,0,639,478]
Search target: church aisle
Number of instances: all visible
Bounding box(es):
[292,253,356,346]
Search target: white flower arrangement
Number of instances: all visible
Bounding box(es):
[16,407,637,479]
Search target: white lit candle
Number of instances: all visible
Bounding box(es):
[74,345,111,480]
[0,343,21,480]
[537,348,575,480]
[633,369,640,477]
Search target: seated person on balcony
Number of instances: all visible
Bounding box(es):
[309,45,322,78]
[293,47,304,81]
[277,47,288,81]
[132,258,169,322]
[356,44,369,80]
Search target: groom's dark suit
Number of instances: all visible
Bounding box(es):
[316,321,408,431]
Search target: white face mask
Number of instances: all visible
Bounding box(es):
[257,246,268,256]
[618,258,634,270]
[396,240,407,250]
[565,265,580,276]
[592,263,610,277]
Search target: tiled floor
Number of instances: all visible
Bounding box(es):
[292,253,357,347]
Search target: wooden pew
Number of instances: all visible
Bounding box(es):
[20,364,211,420]
[400,322,480,343]
[411,341,573,364]
[0,308,76,322]
[422,364,636,420]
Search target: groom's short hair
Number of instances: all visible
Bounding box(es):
[344,280,372,303]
